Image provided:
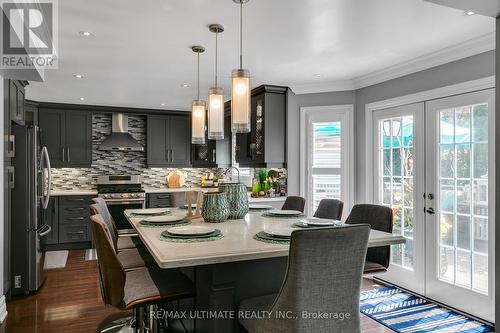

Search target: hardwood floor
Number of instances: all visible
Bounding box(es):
[1,250,393,333]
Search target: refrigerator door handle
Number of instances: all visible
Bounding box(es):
[41,146,52,209]
[37,224,52,237]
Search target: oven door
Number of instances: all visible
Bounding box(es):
[104,200,145,231]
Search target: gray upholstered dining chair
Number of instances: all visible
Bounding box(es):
[239,224,371,333]
[281,196,306,212]
[91,214,195,332]
[92,197,144,251]
[90,207,156,271]
[346,204,393,274]
[313,199,344,220]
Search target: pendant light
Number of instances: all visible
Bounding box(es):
[231,0,251,133]
[191,45,206,145]
[208,24,225,140]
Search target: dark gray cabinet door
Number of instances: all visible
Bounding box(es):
[147,115,169,166]
[39,109,65,167]
[42,197,58,246]
[169,115,191,167]
[64,111,92,167]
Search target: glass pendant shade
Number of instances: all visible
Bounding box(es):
[231,69,251,133]
[208,87,224,140]
[191,100,206,144]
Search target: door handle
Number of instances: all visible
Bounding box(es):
[426,207,435,215]
[7,166,15,189]
[9,134,15,157]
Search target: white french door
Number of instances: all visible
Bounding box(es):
[300,105,354,218]
[372,103,426,294]
[425,90,495,322]
[372,89,495,322]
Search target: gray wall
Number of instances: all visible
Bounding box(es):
[287,50,495,202]
[355,50,495,202]
[287,89,356,195]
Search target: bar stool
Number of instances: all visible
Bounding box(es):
[346,204,393,274]
[238,225,370,333]
[313,199,344,220]
[92,197,144,251]
[90,207,156,271]
[91,214,195,332]
[281,196,306,212]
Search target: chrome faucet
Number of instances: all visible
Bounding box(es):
[223,167,240,183]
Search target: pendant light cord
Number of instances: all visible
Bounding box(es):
[197,51,200,100]
[215,31,218,88]
[239,2,243,69]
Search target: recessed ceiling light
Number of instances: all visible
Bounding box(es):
[464,10,475,16]
[160,103,166,106]
[79,31,94,37]
[181,84,190,88]
[79,97,85,101]
[313,74,322,77]
[73,74,84,79]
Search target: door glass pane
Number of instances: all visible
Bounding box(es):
[310,122,342,213]
[378,116,414,270]
[437,103,489,294]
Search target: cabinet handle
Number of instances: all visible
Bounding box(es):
[66,147,70,162]
[67,217,84,220]
[66,207,85,211]
[7,167,15,189]
[61,147,65,162]
[66,198,85,201]
[171,150,174,162]
[67,231,84,235]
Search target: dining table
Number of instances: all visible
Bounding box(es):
[124,208,406,333]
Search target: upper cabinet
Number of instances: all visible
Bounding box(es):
[147,114,191,167]
[235,85,287,168]
[4,79,28,160]
[38,108,92,168]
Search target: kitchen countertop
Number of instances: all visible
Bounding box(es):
[50,190,98,196]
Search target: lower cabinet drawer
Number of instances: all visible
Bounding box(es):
[59,224,91,243]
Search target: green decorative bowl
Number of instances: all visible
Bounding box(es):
[202,192,230,223]
[219,183,249,219]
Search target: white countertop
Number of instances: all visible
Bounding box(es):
[248,196,286,203]
[50,190,97,196]
[125,208,406,269]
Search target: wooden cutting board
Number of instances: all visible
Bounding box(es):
[167,170,186,188]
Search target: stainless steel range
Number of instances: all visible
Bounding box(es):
[97,175,145,230]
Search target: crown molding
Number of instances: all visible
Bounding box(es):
[289,79,355,95]
[290,32,495,95]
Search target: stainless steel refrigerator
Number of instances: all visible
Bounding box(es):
[11,125,52,295]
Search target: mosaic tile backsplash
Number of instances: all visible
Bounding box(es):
[50,113,287,192]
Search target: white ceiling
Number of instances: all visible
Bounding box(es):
[26,0,495,110]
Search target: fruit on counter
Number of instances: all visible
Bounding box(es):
[258,191,266,197]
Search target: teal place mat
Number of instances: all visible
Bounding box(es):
[138,219,190,228]
[129,211,171,218]
[253,231,290,244]
[158,229,223,243]
[261,212,305,218]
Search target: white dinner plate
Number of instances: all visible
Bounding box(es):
[130,208,170,215]
[167,225,216,236]
[263,226,295,238]
[249,204,274,210]
[142,214,186,223]
[299,217,339,226]
[266,209,302,216]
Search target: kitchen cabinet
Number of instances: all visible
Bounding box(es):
[147,193,173,208]
[235,85,287,167]
[9,80,26,125]
[42,196,93,250]
[38,109,92,167]
[147,114,191,167]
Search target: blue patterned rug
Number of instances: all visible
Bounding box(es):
[360,287,494,333]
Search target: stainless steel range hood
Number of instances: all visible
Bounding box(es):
[98,114,144,151]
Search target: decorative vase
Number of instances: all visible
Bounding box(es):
[219,183,249,219]
[202,192,229,223]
